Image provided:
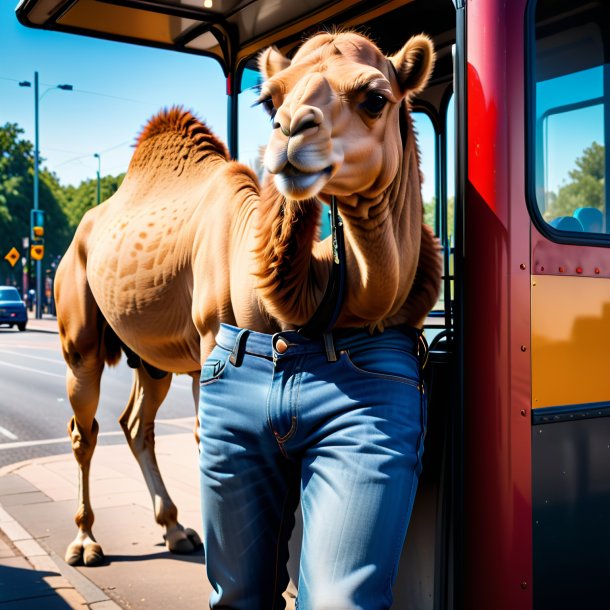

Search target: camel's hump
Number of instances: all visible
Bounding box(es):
[134,106,229,160]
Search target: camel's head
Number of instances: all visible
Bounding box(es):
[257,31,435,203]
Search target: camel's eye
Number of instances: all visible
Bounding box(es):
[259,97,277,120]
[360,92,388,117]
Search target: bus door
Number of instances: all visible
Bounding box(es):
[529,1,610,608]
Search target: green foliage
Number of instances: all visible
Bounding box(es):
[544,142,605,220]
[63,173,124,230]
[423,196,455,244]
[0,122,123,286]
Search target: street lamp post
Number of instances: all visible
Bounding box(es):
[94,153,101,205]
[19,72,73,319]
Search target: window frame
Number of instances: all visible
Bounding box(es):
[525,0,610,247]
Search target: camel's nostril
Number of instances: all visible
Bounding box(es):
[291,119,318,137]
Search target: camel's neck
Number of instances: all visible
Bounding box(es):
[253,182,331,327]
[253,111,423,331]
[335,134,422,329]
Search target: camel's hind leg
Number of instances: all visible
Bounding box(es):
[119,366,202,553]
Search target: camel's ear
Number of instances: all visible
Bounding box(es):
[389,35,435,96]
[258,46,291,80]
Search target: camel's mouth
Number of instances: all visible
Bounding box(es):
[275,163,332,200]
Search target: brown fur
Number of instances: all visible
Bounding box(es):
[53,31,441,572]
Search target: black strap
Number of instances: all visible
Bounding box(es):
[298,196,346,338]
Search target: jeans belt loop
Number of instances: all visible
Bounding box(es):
[229,329,250,367]
[323,332,337,362]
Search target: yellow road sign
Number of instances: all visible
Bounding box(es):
[30,245,44,260]
[4,247,20,267]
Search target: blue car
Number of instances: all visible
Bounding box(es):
[0,286,28,331]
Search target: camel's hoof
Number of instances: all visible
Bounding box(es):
[83,543,106,566]
[185,528,203,549]
[65,543,84,566]
[164,528,203,554]
[65,541,106,566]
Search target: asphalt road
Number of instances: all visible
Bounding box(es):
[0,327,198,468]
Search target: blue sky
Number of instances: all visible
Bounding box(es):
[1,2,439,204]
[1,1,227,185]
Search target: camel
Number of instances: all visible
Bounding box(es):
[54,30,442,569]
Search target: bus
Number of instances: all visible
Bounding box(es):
[15,0,610,608]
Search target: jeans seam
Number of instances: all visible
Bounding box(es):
[271,488,295,610]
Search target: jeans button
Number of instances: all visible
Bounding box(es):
[275,338,289,353]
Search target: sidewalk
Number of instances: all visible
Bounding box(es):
[25,313,59,334]
[0,431,210,609]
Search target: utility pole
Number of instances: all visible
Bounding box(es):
[94,153,101,205]
[19,73,73,319]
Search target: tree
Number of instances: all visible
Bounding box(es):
[545,141,605,220]
[423,196,455,244]
[0,123,80,289]
[63,173,124,230]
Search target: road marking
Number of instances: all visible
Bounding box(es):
[0,425,18,441]
[0,360,65,379]
[0,349,65,365]
[0,417,195,450]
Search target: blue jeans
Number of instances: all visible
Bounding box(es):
[198,324,427,610]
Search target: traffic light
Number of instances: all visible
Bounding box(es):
[30,244,44,260]
[31,209,45,242]
[30,209,45,261]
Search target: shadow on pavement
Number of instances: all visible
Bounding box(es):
[0,564,73,609]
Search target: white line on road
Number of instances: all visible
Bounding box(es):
[0,360,65,379]
[0,425,18,441]
[0,417,195,451]
[0,349,65,365]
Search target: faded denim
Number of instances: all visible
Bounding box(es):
[199,323,426,610]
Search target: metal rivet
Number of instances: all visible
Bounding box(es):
[520,345,527,352]
[520,581,528,590]
[595,268,601,274]
[540,266,545,272]
[520,263,526,270]
[576,267,583,274]
[520,409,527,417]
[559,266,565,273]
[275,338,289,354]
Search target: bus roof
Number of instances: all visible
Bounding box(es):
[15,0,423,75]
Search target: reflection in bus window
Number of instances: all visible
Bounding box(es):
[533,3,607,236]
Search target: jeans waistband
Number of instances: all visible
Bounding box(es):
[216,323,422,364]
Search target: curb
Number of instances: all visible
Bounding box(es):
[0,504,122,609]
[27,327,59,334]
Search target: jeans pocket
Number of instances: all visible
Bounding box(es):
[341,348,421,390]
[200,346,230,386]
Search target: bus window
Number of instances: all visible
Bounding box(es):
[414,112,437,235]
[238,65,271,179]
[532,1,608,237]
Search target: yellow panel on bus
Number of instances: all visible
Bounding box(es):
[532,274,610,409]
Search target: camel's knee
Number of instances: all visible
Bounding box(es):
[120,417,155,455]
[68,417,99,463]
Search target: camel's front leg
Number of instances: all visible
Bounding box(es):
[119,365,202,554]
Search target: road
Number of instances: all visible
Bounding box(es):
[0,326,198,468]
